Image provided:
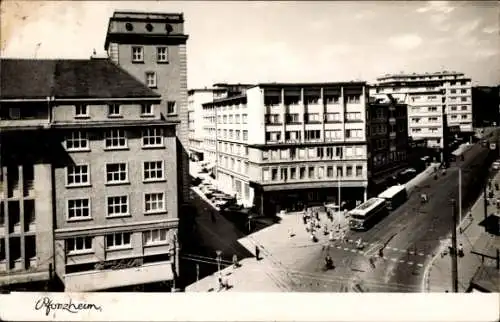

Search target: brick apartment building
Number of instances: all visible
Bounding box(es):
[0,58,180,291]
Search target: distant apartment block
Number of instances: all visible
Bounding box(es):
[104,11,190,207]
[0,58,180,291]
[188,87,228,162]
[472,86,500,128]
[372,71,473,149]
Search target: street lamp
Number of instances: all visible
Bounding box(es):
[215,250,222,273]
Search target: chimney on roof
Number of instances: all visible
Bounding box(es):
[90,49,108,60]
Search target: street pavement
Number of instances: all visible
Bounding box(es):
[186,130,499,292]
[423,167,500,292]
[291,137,496,292]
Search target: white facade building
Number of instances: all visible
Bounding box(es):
[188,88,227,161]
[372,71,473,149]
[204,82,371,214]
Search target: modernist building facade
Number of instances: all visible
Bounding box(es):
[0,58,180,292]
[188,88,228,162]
[203,82,372,215]
[104,11,190,209]
[372,71,473,149]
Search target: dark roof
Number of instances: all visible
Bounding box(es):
[1,58,161,100]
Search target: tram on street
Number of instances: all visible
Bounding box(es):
[377,185,407,211]
[348,197,388,231]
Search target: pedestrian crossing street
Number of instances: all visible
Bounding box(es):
[324,239,429,268]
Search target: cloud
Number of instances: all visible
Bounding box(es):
[482,25,499,34]
[416,1,456,32]
[309,20,329,31]
[456,19,481,37]
[388,34,423,51]
[354,11,374,20]
[323,43,352,56]
[416,1,456,14]
[474,48,499,59]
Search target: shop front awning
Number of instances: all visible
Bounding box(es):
[64,261,174,292]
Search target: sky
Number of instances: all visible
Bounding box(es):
[1,1,499,87]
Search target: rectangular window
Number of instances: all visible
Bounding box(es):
[299,167,306,179]
[280,168,288,181]
[67,164,90,186]
[143,229,168,246]
[107,196,129,217]
[67,198,90,220]
[308,166,315,179]
[347,95,360,104]
[66,237,93,254]
[106,232,131,250]
[108,104,121,117]
[132,46,144,62]
[75,105,89,118]
[157,47,168,62]
[243,130,248,141]
[336,166,343,177]
[286,113,300,123]
[262,168,270,181]
[106,163,128,184]
[144,192,166,214]
[141,104,154,116]
[142,128,163,147]
[346,166,353,177]
[290,167,296,179]
[242,114,248,124]
[271,168,278,181]
[327,166,334,177]
[143,161,165,182]
[65,131,89,151]
[167,101,176,114]
[105,129,127,149]
[146,72,157,88]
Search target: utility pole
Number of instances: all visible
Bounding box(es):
[338,179,342,212]
[483,180,488,232]
[458,168,462,227]
[450,199,459,293]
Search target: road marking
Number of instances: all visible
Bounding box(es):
[391,258,398,262]
[399,249,407,253]
[409,251,415,255]
[408,261,414,265]
[344,247,349,251]
[336,245,341,249]
[399,259,405,263]
[350,249,357,253]
[418,252,425,256]
[348,239,354,243]
[417,263,424,267]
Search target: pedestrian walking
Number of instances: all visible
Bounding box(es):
[315,212,320,221]
[323,224,329,235]
[255,245,260,261]
[232,254,239,268]
[329,230,334,242]
[302,213,307,225]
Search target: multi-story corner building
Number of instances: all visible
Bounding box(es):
[472,86,500,128]
[203,82,371,215]
[1,58,180,292]
[104,11,190,208]
[200,84,252,166]
[366,94,409,194]
[372,71,473,152]
[188,88,228,162]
